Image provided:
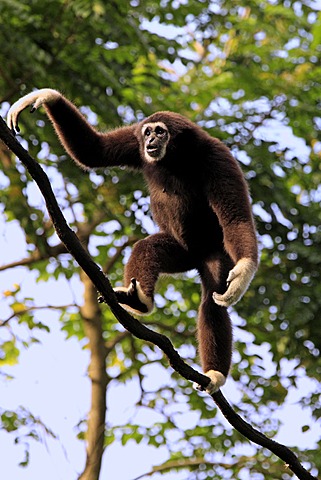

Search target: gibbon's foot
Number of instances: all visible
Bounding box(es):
[114,278,154,316]
[194,370,226,394]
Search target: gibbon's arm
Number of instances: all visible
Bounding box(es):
[208,146,258,308]
[7,89,142,170]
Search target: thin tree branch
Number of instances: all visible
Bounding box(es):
[0,304,76,326]
[132,456,258,480]
[0,117,318,480]
[0,243,68,272]
[0,213,107,273]
[132,458,218,480]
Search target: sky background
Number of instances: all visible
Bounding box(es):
[0,211,319,479]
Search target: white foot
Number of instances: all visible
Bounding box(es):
[194,370,226,394]
[114,279,154,316]
[205,370,226,393]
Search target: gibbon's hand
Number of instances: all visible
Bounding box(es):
[213,258,256,308]
[7,88,60,134]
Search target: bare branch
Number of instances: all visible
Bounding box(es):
[0,116,317,480]
[132,456,257,480]
[0,304,76,326]
[0,243,67,272]
[0,213,108,273]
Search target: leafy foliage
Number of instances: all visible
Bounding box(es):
[0,406,56,467]
[1,0,321,478]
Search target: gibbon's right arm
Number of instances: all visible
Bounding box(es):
[7,89,141,170]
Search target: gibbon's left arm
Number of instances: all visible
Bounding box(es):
[208,143,258,308]
[7,89,142,170]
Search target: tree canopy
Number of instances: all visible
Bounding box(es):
[0,1,320,479]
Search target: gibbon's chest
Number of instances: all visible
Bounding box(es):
[145,167,196,211]
[143,166,217,243]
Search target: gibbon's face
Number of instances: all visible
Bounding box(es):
[141,122,170,163]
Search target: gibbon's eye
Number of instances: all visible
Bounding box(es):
[155,126,166,136]
[144,127,151,137]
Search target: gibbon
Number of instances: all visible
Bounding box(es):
[7,89,258,393]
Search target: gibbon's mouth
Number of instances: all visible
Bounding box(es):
[146,145,160,157]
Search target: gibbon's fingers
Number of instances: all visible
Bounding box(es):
[213,258,256,307]
[7,88,60,133]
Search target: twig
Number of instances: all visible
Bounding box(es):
[132,456,256,480]
[0,243,67,272]
[0,116,318,480]
[1,304,76,326]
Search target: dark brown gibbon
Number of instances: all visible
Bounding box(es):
[7,89,258,393]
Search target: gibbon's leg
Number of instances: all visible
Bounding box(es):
[114,233,194,316]
[196,254,234,393]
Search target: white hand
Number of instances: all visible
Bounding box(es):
[7,88,60,133]
[213,257,257,308]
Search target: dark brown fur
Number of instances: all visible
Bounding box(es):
[46,97,258,377]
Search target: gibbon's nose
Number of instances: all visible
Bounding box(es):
[147,135,157,145]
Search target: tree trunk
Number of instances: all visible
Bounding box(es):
[78,271,108,480]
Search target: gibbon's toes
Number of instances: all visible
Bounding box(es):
[114,278,153,316]
[205,370,226,394]
[193,370,226,394]
[97,294,104,304]
[128,277,138,294]
[193,382,205,392]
